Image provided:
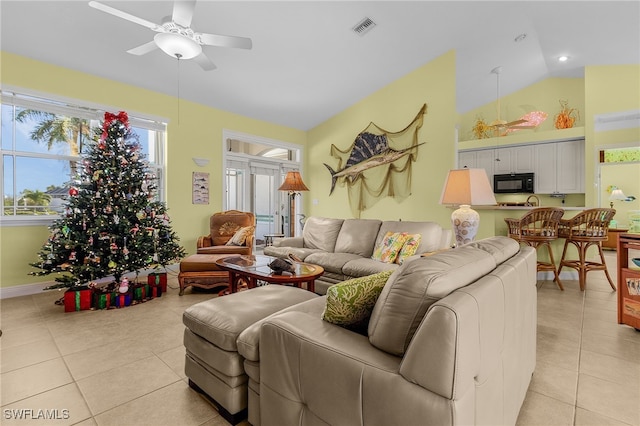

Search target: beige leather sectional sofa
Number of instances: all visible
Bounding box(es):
[183,236,537,426]
[263,216,452,294]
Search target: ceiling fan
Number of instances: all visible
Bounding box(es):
[488,66,535,135]
[88,0,252,71]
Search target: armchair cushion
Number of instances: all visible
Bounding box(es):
[209,210,255,246]
[225,226,255,246]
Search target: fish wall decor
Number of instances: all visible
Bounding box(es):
[324,104,427,216]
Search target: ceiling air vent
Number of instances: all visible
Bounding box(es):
[352,17,376,36]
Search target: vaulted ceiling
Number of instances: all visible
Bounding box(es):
[1,1,638,130]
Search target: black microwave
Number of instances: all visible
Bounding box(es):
[493,173,535,194]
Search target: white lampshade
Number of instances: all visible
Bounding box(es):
[154,32,202,60]
[440,168,497,247]
[609,188,626,201]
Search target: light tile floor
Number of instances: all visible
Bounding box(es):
[1,251,639,426]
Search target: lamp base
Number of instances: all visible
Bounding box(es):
[451,204,480,247]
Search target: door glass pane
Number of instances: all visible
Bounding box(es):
[254,173,275,246]
[226,168,245,211]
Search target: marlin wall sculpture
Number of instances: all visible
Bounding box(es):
[323,104,427,216]
[324,133,425,194]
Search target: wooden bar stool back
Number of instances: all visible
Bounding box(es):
[558,208,616,291]
[505,207,565,290]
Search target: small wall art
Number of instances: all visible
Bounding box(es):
[192,172,209,205]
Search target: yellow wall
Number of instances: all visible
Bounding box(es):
[584,65,640,209]
[459,77,585,143]
[0,52,306,288]
[306,50,457,229]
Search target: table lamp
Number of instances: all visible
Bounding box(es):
[609,187,626,209]
[278,171,309,237]
[440,168,497,247]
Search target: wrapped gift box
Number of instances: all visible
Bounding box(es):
[64,286,93,312]
[147,272,167,293]
[132,284,148,302]
[148,283,163,298]
[114,293,132,308]
[93,292,116,310]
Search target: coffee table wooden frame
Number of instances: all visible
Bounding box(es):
[215,255,324,293]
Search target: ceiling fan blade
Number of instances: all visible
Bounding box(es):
[193,53,217,71]
[89,1,160,31]
[198,32,253,50]
[172,0,196,28]
[127,41,159,56]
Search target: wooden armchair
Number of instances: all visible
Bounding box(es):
[197,210,256,255]
[558,208,616,291]
[505,207,565,290]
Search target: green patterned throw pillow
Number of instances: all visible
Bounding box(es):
[322,270,394,327]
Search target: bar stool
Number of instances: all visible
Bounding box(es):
[558,208,616,291]
[505,207,565,290]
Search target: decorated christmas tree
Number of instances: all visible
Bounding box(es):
[30,111,185,291]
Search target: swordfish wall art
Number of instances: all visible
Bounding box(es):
[324,104,427,217]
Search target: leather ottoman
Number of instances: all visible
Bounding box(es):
[182,285,318,425]
[178,254,234,295]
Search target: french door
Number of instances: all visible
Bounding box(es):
[224,131,303,246]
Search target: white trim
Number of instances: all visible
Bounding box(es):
[0,264,180,299]
[0,281,55,299]
[1,84,169,127]
[594,110,640,132]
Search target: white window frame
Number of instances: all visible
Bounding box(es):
[0,86,168,227]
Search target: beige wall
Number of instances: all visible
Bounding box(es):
[0,52,306,288]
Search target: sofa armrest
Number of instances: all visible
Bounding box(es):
[272,236,303,248]
[400,292,480,400]
[197,235,213,248]
[260,312,466,426]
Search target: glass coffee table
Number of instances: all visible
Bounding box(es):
[215,254,324,293]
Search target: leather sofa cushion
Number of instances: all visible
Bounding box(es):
[237,297,325,361]
[342,257,398,278]
[262,246,324,261]
[302,217,344,252]
[305,252,362,274]
[368,245,497,356]
[376,221,444,255]
[468,236,520,264]
[334,219,382,257]
[183,285,317,351]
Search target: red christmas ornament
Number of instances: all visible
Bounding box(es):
[68,187,79,196]
[98,141,106,150]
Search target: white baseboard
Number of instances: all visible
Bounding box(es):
[538,270,578,281]
[0,263,180,300]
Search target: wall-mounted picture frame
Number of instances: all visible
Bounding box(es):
[192,172,209,205]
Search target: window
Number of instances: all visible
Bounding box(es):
[1,89,167,226]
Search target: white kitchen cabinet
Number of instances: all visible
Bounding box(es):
[494,145,535,174]
[458,149,495,188]
[534,139,584,194]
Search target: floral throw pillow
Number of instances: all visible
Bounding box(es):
[322,270,394,327]
[225,226,255,246]
[371,232,410,263]
[396,234,422,265]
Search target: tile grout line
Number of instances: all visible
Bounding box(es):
[572,287,587,426]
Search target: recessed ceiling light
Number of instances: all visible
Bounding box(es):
[558,55,570,62]
[514,34,527,43]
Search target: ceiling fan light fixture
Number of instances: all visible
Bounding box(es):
[154,32,202,59]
